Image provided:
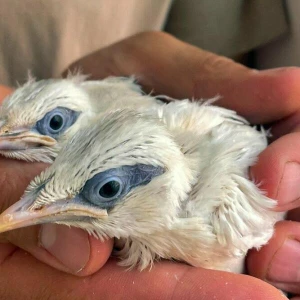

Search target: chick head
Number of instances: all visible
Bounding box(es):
[0,76,92,163]
[0,110,193,242]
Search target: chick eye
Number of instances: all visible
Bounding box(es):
[49,114,64,131]
[81,175,125,209]
[80,164,164,210]
[35,107,80,138]
[99,179,122,199]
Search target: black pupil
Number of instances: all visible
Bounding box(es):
[49,115,64,131]
[99,181,120,198]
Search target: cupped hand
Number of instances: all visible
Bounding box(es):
[65,31,300,298]
[0,116,281,300]
[1,30,300,299]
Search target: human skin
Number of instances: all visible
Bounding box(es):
[1,32,300,299]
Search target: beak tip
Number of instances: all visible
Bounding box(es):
[0,213,14,233]
[2,213,13,223]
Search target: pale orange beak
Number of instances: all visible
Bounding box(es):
[0,130,57,151]
[0,194,107,233]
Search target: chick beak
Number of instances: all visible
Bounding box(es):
[0,130,56,151]
[0,194,108,234]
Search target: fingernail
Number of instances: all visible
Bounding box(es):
[267,238,300,282]
[39,224,90,273]
[277,162,300,205]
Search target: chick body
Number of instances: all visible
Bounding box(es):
[113,101,278,272]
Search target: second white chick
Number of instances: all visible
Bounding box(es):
[0,75,159,163]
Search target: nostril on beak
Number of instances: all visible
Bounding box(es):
[32,205,44,212]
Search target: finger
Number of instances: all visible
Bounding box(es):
[250,132,300,212]
[65,31,300,124]
[0,252,286,300]
[5,224,113,276]
[0,156,113,275]
[247,221,300,295]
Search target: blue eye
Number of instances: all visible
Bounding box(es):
[80,164,164,210]
[82,175,125,209]
[35,107,80,138]
[98,178,122,199]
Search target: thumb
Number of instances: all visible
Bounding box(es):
[247,221,300,295]
[65,31,300,124]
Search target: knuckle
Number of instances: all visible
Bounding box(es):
[199,52,235,74]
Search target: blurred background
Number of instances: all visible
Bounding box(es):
[165,0,296,69]
[0,0,297,85]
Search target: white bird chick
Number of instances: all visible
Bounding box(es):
[0,75,156,163]
[0,103,280,273]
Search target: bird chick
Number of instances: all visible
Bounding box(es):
[0,102,280,273]
[0,75,156,163]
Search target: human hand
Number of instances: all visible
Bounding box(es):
[0,28,297,299]
[0,84,282,299]
[64,32,300,298]
[0,83,283,299]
